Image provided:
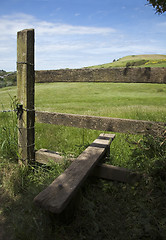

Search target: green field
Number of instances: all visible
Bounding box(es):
[0,82,166,240]
[1,82,166,121]
[0,82,165,160]
[1,82,165,158]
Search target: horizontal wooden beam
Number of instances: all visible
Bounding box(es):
[34,134,115,214]
[92,164,141,184]
[35,111,165,135]
[35,149,66,164]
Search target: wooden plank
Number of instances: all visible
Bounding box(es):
[35,111,165,135]
[92,164,141,184]
[35,149,64,164]
[34,133,115,214]
[17,29,35,164]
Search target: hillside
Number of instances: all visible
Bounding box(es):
[87,54,166,68]
[1,54,166,88]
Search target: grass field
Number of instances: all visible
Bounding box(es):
[0,82,166,240]
[1,82,166,121]
[1,82,166,161]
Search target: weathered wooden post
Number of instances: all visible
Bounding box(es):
[17,29,35,164]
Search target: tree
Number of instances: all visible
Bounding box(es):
[147,0,166,14]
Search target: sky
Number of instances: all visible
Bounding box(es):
[0,0,166,71]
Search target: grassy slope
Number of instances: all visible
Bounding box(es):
[88,54,166,68]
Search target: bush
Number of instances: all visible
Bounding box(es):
[4,73,17,86]
[0,72,17,88]
[129,127,166,179]
[126,60,149,68]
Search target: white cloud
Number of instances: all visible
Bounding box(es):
[0,13,165,71]
[0,13,115,36]
[0,13,117,70]
[36,23,115,35]
[0,14,35,37]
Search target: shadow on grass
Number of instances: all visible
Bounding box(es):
[0,124,166,240]
[1,169,166,240]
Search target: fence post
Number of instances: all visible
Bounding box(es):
[17,29,35,164]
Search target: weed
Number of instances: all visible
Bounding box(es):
[128,127,166,178]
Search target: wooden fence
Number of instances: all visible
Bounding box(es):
[17,29,165,164]
[16,28,166,216]
[35,111,165,135]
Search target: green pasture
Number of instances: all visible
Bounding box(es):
[1,82,165,158]
[0,82,165,165]
[1,82,166,121]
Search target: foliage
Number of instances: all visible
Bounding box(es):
[147,0,166,14]
[126,59,148,68]
[0,70,6,76]
[0,72,17,88]
[4,73,17,86]
[129,127,166,179]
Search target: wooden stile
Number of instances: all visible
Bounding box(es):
[34,133,115,214]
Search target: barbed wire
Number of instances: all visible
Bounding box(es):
[17,61,34,66]
[0,107,35,113]
[0,105,35,126]
[0,109,17,113]
[1,106,35,131]
[1,104,36,162]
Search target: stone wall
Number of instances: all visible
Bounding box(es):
[35,67,166,84]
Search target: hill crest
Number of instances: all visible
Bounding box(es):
[88,54,166,68]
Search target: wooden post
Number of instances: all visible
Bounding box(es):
[17,29,35,164]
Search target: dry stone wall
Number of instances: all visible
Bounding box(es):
[35,67,166,84]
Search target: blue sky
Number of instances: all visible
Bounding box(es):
[0,0,166,71]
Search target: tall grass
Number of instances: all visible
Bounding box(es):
[0,97,18,161]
